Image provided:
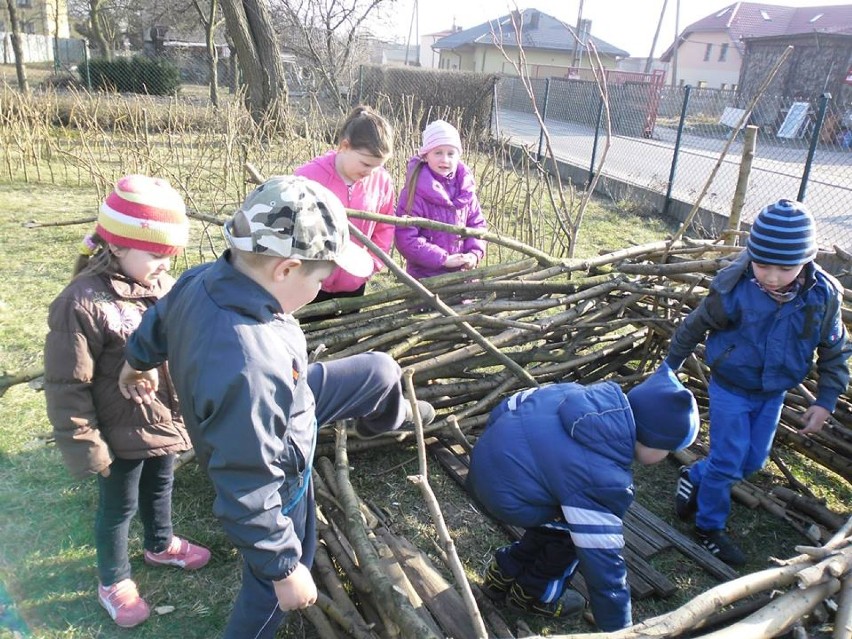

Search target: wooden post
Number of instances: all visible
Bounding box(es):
[725,125,758,246]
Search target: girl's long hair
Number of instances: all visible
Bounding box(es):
[72,232,118,279]
[402,161,425,216]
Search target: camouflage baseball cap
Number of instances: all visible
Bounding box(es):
[223,175,373,278]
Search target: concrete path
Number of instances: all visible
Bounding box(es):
[494,109,852,251]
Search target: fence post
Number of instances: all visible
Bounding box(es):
[797,92,831,203]
[83,39,91,90]
[489,78,497,137]
[725,124,758,245]
[536,78,551,161]
[664,84,691,217]
[588,95,604,187]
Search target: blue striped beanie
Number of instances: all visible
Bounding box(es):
[747,199,817,266]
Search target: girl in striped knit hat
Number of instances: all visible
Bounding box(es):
[44,175,210,628]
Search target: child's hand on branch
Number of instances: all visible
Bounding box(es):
[460,253,478,270]
[118,361,159,405]
[799,404,830,435]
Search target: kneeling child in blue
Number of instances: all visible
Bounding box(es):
[467,364,699,631]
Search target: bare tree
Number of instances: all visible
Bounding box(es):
[86,0,114,59]
[190,0,224,106]
[218,0,288,124]
[271,0,393,110]
[4,0,29,93]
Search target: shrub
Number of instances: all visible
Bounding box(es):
[78,56,181,96]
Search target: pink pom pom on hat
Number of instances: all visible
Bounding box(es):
[419,120,462,157]
[97,174,189,256]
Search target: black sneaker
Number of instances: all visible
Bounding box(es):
[480,560,513,601]
[674,465,698,521]
[696,528,746,567]
[506,582,585,618]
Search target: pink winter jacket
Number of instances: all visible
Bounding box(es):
[295,151,396,293]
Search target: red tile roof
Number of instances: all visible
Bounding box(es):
[660,2,852,60]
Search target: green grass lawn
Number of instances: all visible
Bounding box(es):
[0,177,683,637]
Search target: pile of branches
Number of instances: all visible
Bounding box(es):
[291,227,852,638]
[9,210,851,638]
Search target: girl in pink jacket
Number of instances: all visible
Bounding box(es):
[295,105,395,318]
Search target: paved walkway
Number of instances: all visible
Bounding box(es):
[494,109,852,251]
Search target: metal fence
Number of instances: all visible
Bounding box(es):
[0,33,85,66]
[495,75,852,253]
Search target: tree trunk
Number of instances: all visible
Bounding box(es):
[193,0,221,107]
[4,0,29,94]
[218,0,288,124]
[88,0,112,60]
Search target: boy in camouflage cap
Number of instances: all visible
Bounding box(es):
[119,175,433,638]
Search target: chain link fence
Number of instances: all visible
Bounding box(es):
[495,74,852,254]
[4,47,851,253]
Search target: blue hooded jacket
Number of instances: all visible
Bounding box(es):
[467,381,636,630]
[666,250,850,410]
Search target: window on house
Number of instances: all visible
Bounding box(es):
[719,43,729,61]
[721,83,728,90]
[703,43,713,61]
[22,20,35,33]
[697,80,707,88]
[732,83,738,91]
[760,10,771,20]
[809,13,823,23]
[16,0,32,7]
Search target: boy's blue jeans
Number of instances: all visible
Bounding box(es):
[223,352,405,639]
[95,454,175,586]
[690,379,785,531]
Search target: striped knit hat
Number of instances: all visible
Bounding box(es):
[747,199,817,266]
[96,175,189,256]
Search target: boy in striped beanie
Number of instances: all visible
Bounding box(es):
[664,198,850,566]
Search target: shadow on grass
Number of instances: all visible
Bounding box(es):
[0,403,242,638]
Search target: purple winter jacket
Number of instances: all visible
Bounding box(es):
[395,156,487,279]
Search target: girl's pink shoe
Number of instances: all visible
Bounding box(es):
[144,536,211,570]
[98,578,150,628]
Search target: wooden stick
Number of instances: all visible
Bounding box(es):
[403,371,488,639]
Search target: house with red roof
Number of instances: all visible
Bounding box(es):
[431,9,629,78]
[660,2,852,90]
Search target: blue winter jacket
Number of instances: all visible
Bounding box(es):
[126,252,316,583]
[666,251,850,410]
[467,382,636,631]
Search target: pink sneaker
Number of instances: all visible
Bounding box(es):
[98,579,150,628]
[144,536,211,570]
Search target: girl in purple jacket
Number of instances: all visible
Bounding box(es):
[395,120,487,279]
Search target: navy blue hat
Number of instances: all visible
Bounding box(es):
[747,199,817,266]
[627,363,699,452]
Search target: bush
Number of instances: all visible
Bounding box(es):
[356,65,498,139]
[78,56,181,96]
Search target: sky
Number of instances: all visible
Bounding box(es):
[387,0,852,59]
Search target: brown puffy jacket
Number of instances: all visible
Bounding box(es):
[44,265,191,479]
